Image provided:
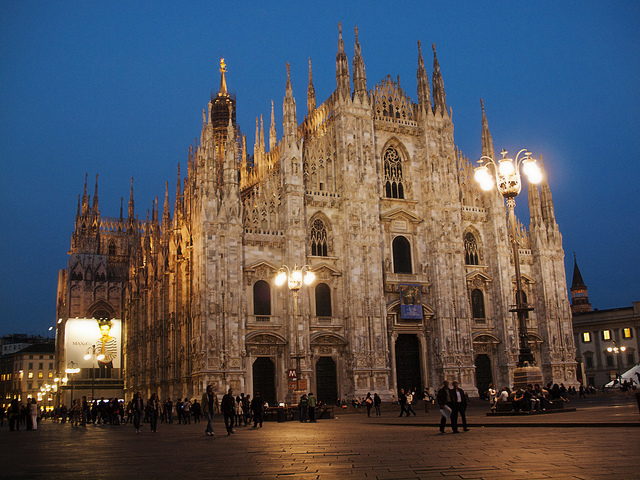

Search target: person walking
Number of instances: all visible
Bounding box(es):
[221,388,235,435]
[373,393,382,417]
[299,394,308,422]
[147,393,160,432]
[132,392,144,433]
[251,391,263,427]
[450,380,468,432]
[436,380,453,434]
[202,384,216,436]
[164,398,173,424]
[308,392,317,422]
[398,389,408,417]
[405,390,417,416]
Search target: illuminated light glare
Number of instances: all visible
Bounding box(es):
[303,271,315,285]
[474,166,489,184]
[480,177,494,191]
[84,354,91,360]
[499,159,515,176]
[527,168,542,184]
[291,270,303,284]
[97,354,105,361]
[275,271,287,286]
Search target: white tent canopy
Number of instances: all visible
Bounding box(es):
[604,363,640,387]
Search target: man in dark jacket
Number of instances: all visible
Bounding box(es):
[221,388,235,435]
[450,380,468,432]
[250,392,263,427]
[202,385,216,436]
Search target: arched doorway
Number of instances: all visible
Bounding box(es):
[315,357,338,405]
[475,354,493,397]
[395,334,422,393]
[252,357,276,407]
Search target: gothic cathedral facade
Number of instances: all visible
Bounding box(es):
[56,26,577,404]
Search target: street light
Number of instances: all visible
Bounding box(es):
[84,345,105,401]
[474,149,543,389]
[64,361,80,405]
[607,341,627,386]
[275,264,315,397]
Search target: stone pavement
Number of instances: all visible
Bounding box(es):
[1,394,638,480]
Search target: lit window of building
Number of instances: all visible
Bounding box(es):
[582,332,591,343]
[623,328,633,339]
[28,372,33,379]
[602,330,611,341]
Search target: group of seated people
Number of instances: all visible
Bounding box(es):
[490,382,570,412]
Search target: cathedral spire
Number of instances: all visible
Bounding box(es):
[283,61,297,142]
[432,43,447,115]
[163,181,171,229]
[128,177,134,220]
[307,57,316,114]
[219,58,228,96]
[269,99,277,151]
[352,26,367,100]
[539,157,557,226]
[91,174,100,225]
[416,40,432,113]
[528,180,543,228]
[152,195,158,224]
[260,114,265,149]
[175,163,182,220]
[481,99,495,160]
[81,173,90,217]
[336,22,351,100]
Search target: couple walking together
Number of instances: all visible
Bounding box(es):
[436,380,468,434]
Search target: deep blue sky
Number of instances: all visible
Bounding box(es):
[1,1,638,336]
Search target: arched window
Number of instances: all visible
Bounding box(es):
[253,280,271,316]
[310,219,328,256]
[383,147,405,199]
[315,283,332,317]
[471,289,485,319]
[392,236,412,273]
[464,232,479,265]
[108,240,116,256]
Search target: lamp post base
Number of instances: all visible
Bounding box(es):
[513,363,544,390]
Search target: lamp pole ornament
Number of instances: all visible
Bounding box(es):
[474,148,544,388]
[275,264,315,398]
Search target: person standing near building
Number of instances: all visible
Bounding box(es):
[28,398,38,430]
[132,392,144,433]
[364,392,373,417]
[251,392,263,428]
[308,392,317,422]
[221,388,235,435]
[202,384,216,436]
[450,380,468,432]
[436,380,453,434]
[373,393,382,417]
[147,393,160,432]
[405,390,417,416]
[299,394,308,422]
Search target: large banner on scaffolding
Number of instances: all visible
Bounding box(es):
[65,318,121,369]
[400,284,423,320]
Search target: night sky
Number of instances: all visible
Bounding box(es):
[1,1,638,336]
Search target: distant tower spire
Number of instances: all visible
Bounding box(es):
[352,25,367,99]
[570,253,592,314]
[431,43,447,115]
[539,157,557,227]
[307,57,316,114]
[283,61,297,141]
[269,99,277,151]
[480,99,495,160]
[260,114,265,148]
[416,40,432,113]
[162,181,171,229]
[92,174,100,221]
[336,22,351,100]
[219,57,228,95]
[128,177,134,220]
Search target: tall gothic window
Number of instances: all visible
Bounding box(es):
[310,219,328,256]
[392,236,412,273]
[471,289,485,319]
[464,232,479,265]
[315,283,332,317]
[108,240,116,256]
[383,147,405,199]
[253,280,271,316]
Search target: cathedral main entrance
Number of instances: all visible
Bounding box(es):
[315,357,338,405]
[475,354,493,397]
[395,334,422,393]
[252,357,276,407]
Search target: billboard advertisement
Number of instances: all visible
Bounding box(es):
[65,318,121,369]
[400,284,423,320]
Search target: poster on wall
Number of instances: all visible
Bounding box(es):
[65,318,121,369]
[400,284,423,320]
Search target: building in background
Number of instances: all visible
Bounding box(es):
[570,257,639,386]
[0,340,56,411]
[56,26,577,404]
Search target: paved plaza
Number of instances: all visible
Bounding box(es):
[1,394,638,479]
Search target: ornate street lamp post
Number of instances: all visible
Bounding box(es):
[84,345,105,401]
[607,341,627,386]
[474,149,544,389]
[64,361,80,405]
[275,265,315,399]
